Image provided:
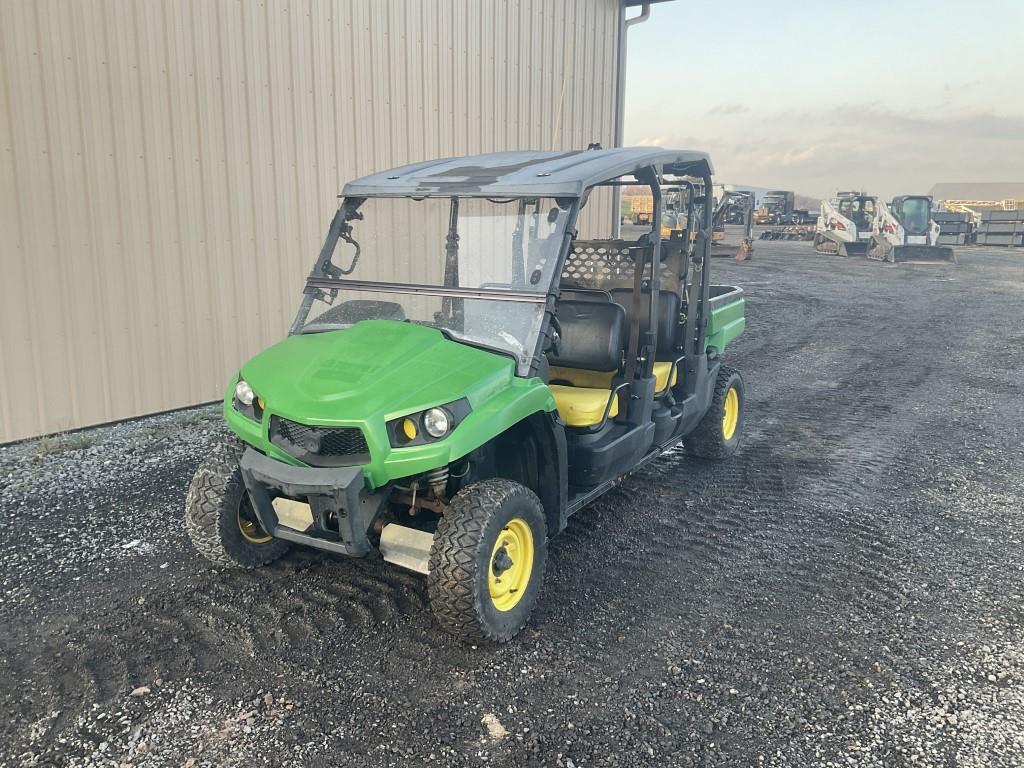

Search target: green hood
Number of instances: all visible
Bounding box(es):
[225,318,557,488]
[240,320,514,423]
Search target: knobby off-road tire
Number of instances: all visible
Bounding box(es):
[185,439,289,568]
[685,365,745,460]
[427,479,547,643]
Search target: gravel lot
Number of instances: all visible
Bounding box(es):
[2,232,1023,767]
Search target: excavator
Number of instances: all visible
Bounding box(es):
[653,184,753,259]
[710,189,755,259]
[867,195,955,263]
[814,192,877,256]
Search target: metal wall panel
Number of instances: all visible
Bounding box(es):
[0,0,620,442]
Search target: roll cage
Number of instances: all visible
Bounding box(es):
[292,148,716,393]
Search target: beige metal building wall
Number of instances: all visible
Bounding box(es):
[0,0,621,442]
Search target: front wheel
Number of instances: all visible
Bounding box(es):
[685,366,745,459]
[184,439,290,568]
[427,479,547,643]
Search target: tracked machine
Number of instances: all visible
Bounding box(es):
[814,192,877,256]
[867,196,955,263]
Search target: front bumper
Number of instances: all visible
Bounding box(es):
[239,448,386,557]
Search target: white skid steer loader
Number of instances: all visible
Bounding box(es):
[867,196,956,263]
[814,193,876,256]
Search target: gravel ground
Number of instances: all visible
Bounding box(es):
[2,232,1024,767]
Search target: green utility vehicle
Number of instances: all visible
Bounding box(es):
[185,148,747,642]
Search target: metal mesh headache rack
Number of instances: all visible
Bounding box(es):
[561,240,684,291]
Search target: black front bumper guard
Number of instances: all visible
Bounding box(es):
[239,448,384,557]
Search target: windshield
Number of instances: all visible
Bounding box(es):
[898,197,930,235]
[294,196,574,375]
[839,197,875,227]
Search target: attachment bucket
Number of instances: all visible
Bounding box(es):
[892,245,956,264]
[838,240,869,257]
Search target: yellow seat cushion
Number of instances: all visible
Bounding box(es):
[548,366,615,389]
[552,364,677,395]
[549,385,618,427]
[653,362,678,393]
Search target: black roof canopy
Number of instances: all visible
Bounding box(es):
[341,148,714,199]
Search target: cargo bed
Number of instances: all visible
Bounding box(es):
[706,285,745,353]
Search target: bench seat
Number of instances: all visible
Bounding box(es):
[549,385,618,427]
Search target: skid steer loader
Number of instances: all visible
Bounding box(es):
[867,196,956,263]
[814,192,876,256]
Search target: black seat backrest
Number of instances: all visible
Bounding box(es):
[549,300,625,373]
[609,289,681,359]
[559,288,612,303]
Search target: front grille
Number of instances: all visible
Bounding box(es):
[269,416,370,467]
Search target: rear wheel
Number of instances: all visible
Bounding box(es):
[427,479,547,643]
[185,439,290,568]
[685,366,744,460]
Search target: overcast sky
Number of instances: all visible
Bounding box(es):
[623,0,1024,200]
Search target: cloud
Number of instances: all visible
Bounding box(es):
[634,134,703,148]
[707,103,749,116]
[627,102,1024,199]
[818,104,1024,142]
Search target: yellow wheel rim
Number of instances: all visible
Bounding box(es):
[237,503,272,544]
[488,518,534,612]
[722,387,739,441]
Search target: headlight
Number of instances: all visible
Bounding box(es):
[423,407,450,438]
[235,379,255,406]
[387,399,471,448]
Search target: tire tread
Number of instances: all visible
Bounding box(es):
[427,479,545,643]
[184,439,289,568]
[685,365,743,460]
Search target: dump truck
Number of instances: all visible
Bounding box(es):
[867,195,955,263]
[814,192,877,256]
[183,147,747,643]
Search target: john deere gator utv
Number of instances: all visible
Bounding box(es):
[185,148,746,642]
[867,195,955,264]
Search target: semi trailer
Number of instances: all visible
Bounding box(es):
[752,190,814,225]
